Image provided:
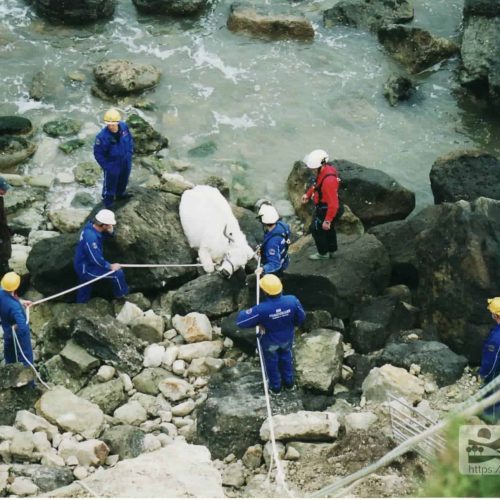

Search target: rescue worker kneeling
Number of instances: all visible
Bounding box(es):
[73,209,129,304]
[236,274,306,394]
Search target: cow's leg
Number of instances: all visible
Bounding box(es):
[198,247,215,273]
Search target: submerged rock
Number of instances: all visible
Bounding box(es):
[383,74,415,106]
[132,0,209,15]
[33,0,116,25]
[0,116,33,136]
[42,119,82,138]
[127,114,168,155]
[0,136,37,170]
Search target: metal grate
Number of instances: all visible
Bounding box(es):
[389,394,446,461]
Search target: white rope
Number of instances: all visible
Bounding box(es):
[255,263,291,496]
[308,376,500,498]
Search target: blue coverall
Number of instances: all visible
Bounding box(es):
[261,220,291,276]
[73,221,128,303]
[479,323,500,422]
[0,288,33,366]
[236,294,306,392]
[93,122,134,208]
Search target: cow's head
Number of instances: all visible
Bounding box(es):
[217,224,255,278]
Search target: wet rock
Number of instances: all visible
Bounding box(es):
[227,2,314,40]
[460,1,500,106]
[0,116,33,136]
[42,119,82,138]
[376,341,468,386]
[77,378,127,415]
[58,138,85,154]
[93,59,161,97]
[0,364,34,389]
[127,114,168,155]
[0,386,39,426]
[33,0,116,24]
[0,135,37,170]
[295,329,344,393]
[187,140,217,158]
[71,191,96,208]
[285,233,390,319]
[302,310,334,332]
[383,74,415,106]
[378,25,459,74]
[430,150,500,204]
[287,159,415,229]
[132,0,209,15]
[74,161,101,187]
[324,0,414,32]
[101,425,145,459]
[171,271,247,319]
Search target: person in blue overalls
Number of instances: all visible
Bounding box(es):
[94,108,134,209]
[236,274,306,394]
[73,209,129,304]
[255,203,291,277]
[0,272,34,367]
[479,297,500,423]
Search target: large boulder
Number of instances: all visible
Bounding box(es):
[93,59,161,97]
[0,116,33,136]
[27,189,196,296]
[227,2,314,40]
[377,25,459,74]
[376,341,468,386]
[126,114,168,155]
[33,0,116,24]
[285,233,391,319]
[430,150,500,204]
[287,159,415,229]
[132,0,209,15]
[460,0,500,106]
[324,0,414,32]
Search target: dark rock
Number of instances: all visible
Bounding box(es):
[127,114,168,155]
[378,25,459,74]
[34,0,116,24]
[71,315,144,376]
[464,0,500,18]
[0,135,37,170]
[41,355,91,393]
[376,340,468,386]
[302,310,334,332]
[93,59,161,97]
[172,270,247,319]
[430,150,500,204]
[284,233,391,319]
[0,385,40,425]
[300,392,336,411]
[101,425,146,459]
[74,162,101,187]
[221,311,256,355]
[287,159,415,229]
[132,0,209,15]
[9,464,74,492]
[42,119,82,138]
[383,74,415,106]
[196,362,301,459]
[0,116,33,136]
[188,140,217,158]
[204,176,230,199]
[227,2,314,40]
[58,138,85,154]
[324,0,414,32]
[0,363,34,389]
[71,192,96,208]
[344,353,377,390]
[78,378,127,415]
[232,204,263,249]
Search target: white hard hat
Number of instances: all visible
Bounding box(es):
[304,149,329,169]
[95,209,116,225]
[258,204,280,224]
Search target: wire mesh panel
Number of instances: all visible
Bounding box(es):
[389,394,446,461]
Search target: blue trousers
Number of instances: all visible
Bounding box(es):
[4,327,34,367]
[75,268,129,303]
[102,164,131,208]
[260,337,294,392]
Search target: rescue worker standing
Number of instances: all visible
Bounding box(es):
[255,203,291,277]
[73,209,128,304]
[301,149,341,260]
[479,297,500,423]
[0,177,12,276]
[94,109,134,209]
[0,272,34,367]
[236,274,306,394]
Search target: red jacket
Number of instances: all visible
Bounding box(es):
[305,164,340,223]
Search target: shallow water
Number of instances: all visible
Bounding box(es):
[1,0,499,212]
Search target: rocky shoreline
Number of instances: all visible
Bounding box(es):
[1,0,500,497]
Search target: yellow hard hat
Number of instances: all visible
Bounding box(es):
[487,297,500,315]
[103,108,121,124]
[1,272,20,292]
[260,274,283,296]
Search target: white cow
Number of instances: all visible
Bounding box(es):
[179,185,255,277]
